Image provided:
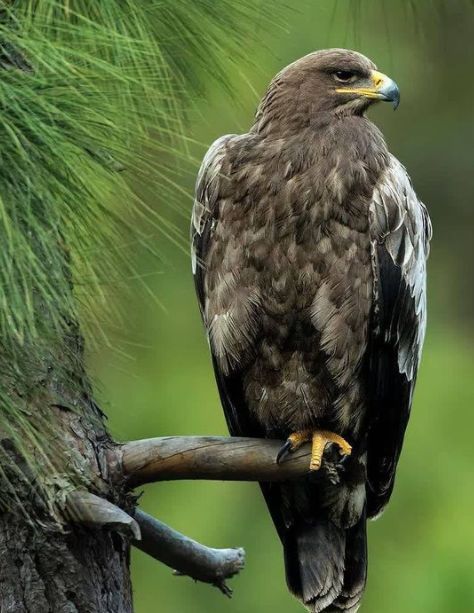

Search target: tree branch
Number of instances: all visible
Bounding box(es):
[66,490,141,540]
[111,435,339,598]
[118,435,312,487]
[132,509,244,597]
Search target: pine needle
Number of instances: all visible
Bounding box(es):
[0,0,285,518]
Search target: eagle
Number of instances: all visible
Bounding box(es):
[191,49,431,612]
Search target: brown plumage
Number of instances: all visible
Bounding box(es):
[192,49,431,612]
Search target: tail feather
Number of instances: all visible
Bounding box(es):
[328,514,367,612]
[284,519,345,612]
[284,515,367,613]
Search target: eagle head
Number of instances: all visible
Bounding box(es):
[255,49,400,133]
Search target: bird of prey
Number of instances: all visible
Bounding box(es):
[191,49,431,612]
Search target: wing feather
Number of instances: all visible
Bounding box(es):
[367,156,431,518]
[191,135,262,438]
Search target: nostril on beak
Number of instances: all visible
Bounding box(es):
[371,71,386,89]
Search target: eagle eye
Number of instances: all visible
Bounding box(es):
[333,70,357,83]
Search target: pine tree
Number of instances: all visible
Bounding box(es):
[0,2,277,609]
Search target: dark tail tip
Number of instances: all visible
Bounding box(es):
[284,519,345,612]
[284,515,367,612]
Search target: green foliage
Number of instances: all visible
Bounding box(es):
[0,0,282,515]
[0,0,275,347]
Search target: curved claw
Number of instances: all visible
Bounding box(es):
[276,440,293,465]
[336,452,350,474]
[338,451,351,465]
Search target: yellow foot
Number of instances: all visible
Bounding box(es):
[310,430,352,470]
[276,429,352,471]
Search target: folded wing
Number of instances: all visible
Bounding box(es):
[367,156,432,518]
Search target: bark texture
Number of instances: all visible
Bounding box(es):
[0,520,132,613]
[120,435,314,485]
[0,321,134,613]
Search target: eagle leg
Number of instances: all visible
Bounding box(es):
[276,429,352,471]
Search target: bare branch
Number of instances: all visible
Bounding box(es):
[133,509,244,596]
[66,490,141,540]
[107,436,340,597]
[66,490,244,594]
[118,435,312,487]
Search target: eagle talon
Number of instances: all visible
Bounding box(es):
[338,452,350,466]
[276,440,293,464]
[276,430,313,464]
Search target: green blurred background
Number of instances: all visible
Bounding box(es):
[89,1,474,611]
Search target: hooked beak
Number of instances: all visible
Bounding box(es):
[336,70,400,109]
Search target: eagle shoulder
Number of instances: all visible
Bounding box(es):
[191,135,234,277]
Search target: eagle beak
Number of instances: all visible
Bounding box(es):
[371,71,400,109]
[336,70,400,110]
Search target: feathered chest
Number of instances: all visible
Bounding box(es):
[212,131,376,305]
[203,132,379,387]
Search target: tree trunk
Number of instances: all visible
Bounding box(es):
[0,320,134,612]
[0,518,132,613]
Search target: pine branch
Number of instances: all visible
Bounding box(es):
[107,435,343,597]
[116,435,313,486]
[133,509,245,598]
[66,490,141,541]
[65,485,247,596]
